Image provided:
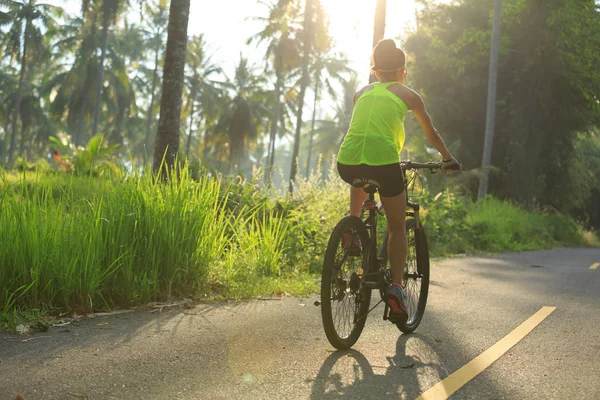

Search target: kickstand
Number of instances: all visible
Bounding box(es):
[383,303,389,321]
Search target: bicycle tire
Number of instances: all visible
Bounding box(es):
[321,216,371,350]
[379,218,430,333]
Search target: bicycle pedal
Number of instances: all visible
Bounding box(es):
[387,313,408,325]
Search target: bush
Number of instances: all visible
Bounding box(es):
[420,190,474,255]
[468,196,583,252]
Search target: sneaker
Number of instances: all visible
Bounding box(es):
[342,230,362,256]
[385,283,408,324]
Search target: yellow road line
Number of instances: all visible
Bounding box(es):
[590,263,600,270]
[415,306,556,400]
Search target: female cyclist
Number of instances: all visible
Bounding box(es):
[337,39,460,323]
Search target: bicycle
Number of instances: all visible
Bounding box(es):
[320,160,453,350]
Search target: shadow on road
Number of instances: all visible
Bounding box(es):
[310,333,448,399]
[0,301,235,365]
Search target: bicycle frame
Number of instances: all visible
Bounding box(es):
[356,160,440,288]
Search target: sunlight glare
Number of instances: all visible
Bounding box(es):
[319,0,418,79]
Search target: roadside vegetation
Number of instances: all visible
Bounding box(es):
[0,163,592,331]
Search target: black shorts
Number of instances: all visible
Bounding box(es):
[337,162,405,197]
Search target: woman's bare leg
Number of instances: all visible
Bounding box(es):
[380,192,407,283]
[350,186,368,217]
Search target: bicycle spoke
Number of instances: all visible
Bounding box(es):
[400,225,423,325]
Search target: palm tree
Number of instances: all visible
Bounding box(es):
[0,67,17,165]
[184,34,223,158]
[305,51,350,176]
[0,0,62,166]
[212,56,268,174]
[304,1,350,176]
[47,4,98,147]
[152,0,191,175]
[304,72,358,173]
[288,0,316,192]
[248,0,302,182]
[140,1,168,157]
[101,24,138,147]
[47,8,134,150]
[370,0,387,83]
[91,0,124,137]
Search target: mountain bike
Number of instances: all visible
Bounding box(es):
[320,160,450,350]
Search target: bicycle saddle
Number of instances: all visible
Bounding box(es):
[351,178,381,194]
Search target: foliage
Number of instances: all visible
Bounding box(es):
[571,131,600,229]
[49,134,121,175]
[405,0,600,225]
[0,164,588,323]
[420,192,583,255]
[468,196,583,251]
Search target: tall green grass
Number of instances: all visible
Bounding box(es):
[0,168,298,315]
[0,165,588,324]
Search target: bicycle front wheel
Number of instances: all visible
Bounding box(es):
[321,216,371,350]
[400,219,430,332]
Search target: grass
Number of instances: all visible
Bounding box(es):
[419,191,585,255]
[468,196,584,252]
[580,227,600,247]
[0,165,592,331]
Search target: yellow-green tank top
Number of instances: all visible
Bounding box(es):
[337,82,408,166]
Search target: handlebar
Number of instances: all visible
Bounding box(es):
[401,160,462,172]
[402,161,441,170]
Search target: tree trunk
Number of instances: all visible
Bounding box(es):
[8,16,31,167]
[478,0,502,200]
[76,97,87,147]
[305,71,320,177]
[145,40,161,162]
[19,123,27,159]
[152,0,191,176]
[26,114,38,160]
[111,103,125,146]
[202,127,211,160]
[370,0,387,83]
[0,129,3,165]
[1,114,11,165]
[92,11,110,137]
[186,88,196,158]
[288,0,314,193]
[75,16,98,148]
[264,119,272,168]
[267,70,282,184]
[26,128,35,161]
[268,128,277,179]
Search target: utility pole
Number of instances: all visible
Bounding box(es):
[370,0,387,83]
[478,0,502,200]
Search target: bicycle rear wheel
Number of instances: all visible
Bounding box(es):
[321,216,371,350]
[379,218,430,333]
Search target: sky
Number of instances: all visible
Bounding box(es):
[46,0,422,84]
[190,0,420,81]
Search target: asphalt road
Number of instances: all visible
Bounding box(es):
[1,248,599,400]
